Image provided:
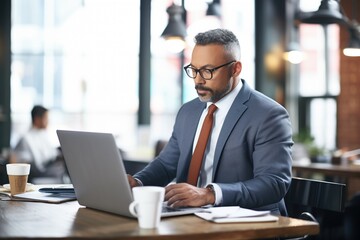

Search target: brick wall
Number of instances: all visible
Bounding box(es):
[338,0,360,149]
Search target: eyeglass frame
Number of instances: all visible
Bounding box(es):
[183,60,236,80]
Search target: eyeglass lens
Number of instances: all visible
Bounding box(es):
[185,68,212,79]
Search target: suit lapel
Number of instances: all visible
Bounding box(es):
[212,80,251,180]
[177,101,206,181]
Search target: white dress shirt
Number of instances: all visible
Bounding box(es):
[193,80,243,205]
[14,128,58,172]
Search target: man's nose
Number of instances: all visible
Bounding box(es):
[194,74,206,84]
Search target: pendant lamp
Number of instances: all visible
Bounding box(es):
[161,3,187,53]
[284,42,304,64]
[343,22,360,57]
[300,0,347,25]
[206,0,221,18]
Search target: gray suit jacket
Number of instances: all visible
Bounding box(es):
[134,79,293,215]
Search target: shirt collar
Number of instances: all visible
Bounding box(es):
[207,80,243,110]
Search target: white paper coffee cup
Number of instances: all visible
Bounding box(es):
[129,186,165,229]
[6,163,31,195]
[6,163,31,175]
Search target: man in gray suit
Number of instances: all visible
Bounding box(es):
[128,28,293,215]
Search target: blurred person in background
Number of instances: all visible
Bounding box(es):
[13,105,67,183]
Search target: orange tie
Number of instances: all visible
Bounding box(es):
[187,104,218,186]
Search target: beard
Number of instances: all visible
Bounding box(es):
[195,81,232,103]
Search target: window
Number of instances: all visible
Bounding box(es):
[11,0,140,150]
[298,0,340,151]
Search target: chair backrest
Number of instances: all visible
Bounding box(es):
[123,160,148,175]
[344,192,360,240]
[154,140,168,157]
[285,177,346,213]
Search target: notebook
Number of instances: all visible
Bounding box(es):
[56,130,203,218]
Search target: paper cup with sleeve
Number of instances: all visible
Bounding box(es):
[6,163,31,195]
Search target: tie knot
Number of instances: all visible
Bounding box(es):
[208,104,217,115]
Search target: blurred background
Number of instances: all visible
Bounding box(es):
[1,1,360,238]
[0,0,359,161]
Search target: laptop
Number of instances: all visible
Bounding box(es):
[56,129,204,218]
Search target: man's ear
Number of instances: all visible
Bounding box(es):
[232,61,242,77]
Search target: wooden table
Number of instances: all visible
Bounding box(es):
[292,161,360,200]
[0,200,319,239]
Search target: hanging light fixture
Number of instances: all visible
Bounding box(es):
[284,0,304,64]
[343,22,360,57]
[206,0,221,18]
[299,0,347,25]
[161,3,187,53]
[297,0,360,57]
[343,0,360,57]
[283,42,304,64]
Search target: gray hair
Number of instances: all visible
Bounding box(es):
[194,28,241,60]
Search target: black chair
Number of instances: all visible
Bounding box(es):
[344,192,360,240]
[154,140,168,157]
[285,177,346,240]
[0,157,9,185]
[123,159,148,175]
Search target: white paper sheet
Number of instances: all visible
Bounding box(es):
[195,206,279,223]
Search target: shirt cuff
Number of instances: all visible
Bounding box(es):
[134,178,143,186]
[206,183,222,206]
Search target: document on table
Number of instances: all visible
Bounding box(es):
[11,191,76,203]
[195,206,279,223]
[0,184,76,203]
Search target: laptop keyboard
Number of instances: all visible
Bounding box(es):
[162,205,187,213]
[161,203,205,214]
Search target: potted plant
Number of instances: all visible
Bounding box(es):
[293,129,328,163]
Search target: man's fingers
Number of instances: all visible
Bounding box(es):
[165,183,206,207]
[127,174,137,188]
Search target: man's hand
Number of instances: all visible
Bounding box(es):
[165,183,215,208]
[127,174,139,188]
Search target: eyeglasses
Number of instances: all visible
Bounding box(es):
[183,60,236,80]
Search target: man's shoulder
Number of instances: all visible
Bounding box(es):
[244,86,285,109]
[174,98,205,123]
[180,98,204,111]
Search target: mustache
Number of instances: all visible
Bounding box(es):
[195,85,212,92]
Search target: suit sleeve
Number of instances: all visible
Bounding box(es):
[217,103,293,212]
[133,105,188,186]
